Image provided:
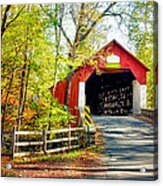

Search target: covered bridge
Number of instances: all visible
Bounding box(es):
[51,39,149,126]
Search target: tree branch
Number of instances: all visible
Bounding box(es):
[86,3,99,24]
[58,23,73,48]
[80,2,117,42]
[5,5,25,29]
[74,3,85,45]
[1,5,11,37]
[104,12,123,25]
[40,4,73,48]
[70,5,77,27]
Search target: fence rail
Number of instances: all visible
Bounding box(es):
[12,126,85,158]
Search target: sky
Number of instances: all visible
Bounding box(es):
[57,1,133,56]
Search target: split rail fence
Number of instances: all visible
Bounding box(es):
[5,126,86,158]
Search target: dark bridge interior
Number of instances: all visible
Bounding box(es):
[85,71,135,116]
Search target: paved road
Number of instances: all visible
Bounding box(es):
[11,116,157,180]
[91,116,158,180]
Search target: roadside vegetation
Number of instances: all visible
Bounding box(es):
[13,145,104,164]
[1,2,156,136]
[1,3,157,177]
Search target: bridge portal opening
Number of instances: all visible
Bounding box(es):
[85,70,135,116]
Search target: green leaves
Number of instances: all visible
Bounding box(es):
[2,2,157,132]
[35,97,76,130]
[126,2,156,109]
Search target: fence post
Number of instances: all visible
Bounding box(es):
[43,125,47,154]
[12,126,16,159]
[68,125,71,150]
[79,127,84,148]
[78,108,86,148]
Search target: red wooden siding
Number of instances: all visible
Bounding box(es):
[52,39,149,126]
[68,64,95,126]
[95,40,149,84]
[53,79,67,105]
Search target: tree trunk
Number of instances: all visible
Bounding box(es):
[22,64,30,114]
[17,5,30,131]
[48,4,62,133]
[1,69,14,137]
[1,47,19,138]
[17,63,27,130]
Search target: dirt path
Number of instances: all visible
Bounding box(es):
[2,149,105,178]
[13,152,104,178]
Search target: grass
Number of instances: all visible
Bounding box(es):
[86,145,104,153]
[14,145,103,164]
[14,149,83,164]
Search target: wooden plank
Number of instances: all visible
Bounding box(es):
[68,125,71,150]
[47,127,84,135]
[15,141,43,146]
[70,127,84,132]
[47,137,78,144]
[2,142,12,145]
[80,127,86,148]
[15,127,83,135]
[46,128,68,134]
[3,132,12,135]
[12,126,16,159]
[15,137,79,146]
[42,125,47,154]
[14,151,44,157]
[15,131,42,135]
[12,127,84,158]
[46,145,80,154]
[14,145,80,157]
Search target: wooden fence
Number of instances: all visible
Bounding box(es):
[11,126,85,158]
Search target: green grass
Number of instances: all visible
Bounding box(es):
[14,145,103,164]
[14,150,83,164]
[86,145,104,153]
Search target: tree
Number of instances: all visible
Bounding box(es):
[40,2,132,105]
[45,4,64,131]
[125,1,157,109]
[1,2,157,138]
[1,5,25,38]
[1,4,75,136]
[40,2,124,65]
[1,4,55,132]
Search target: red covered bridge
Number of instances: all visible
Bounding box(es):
[51,39,149,126]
